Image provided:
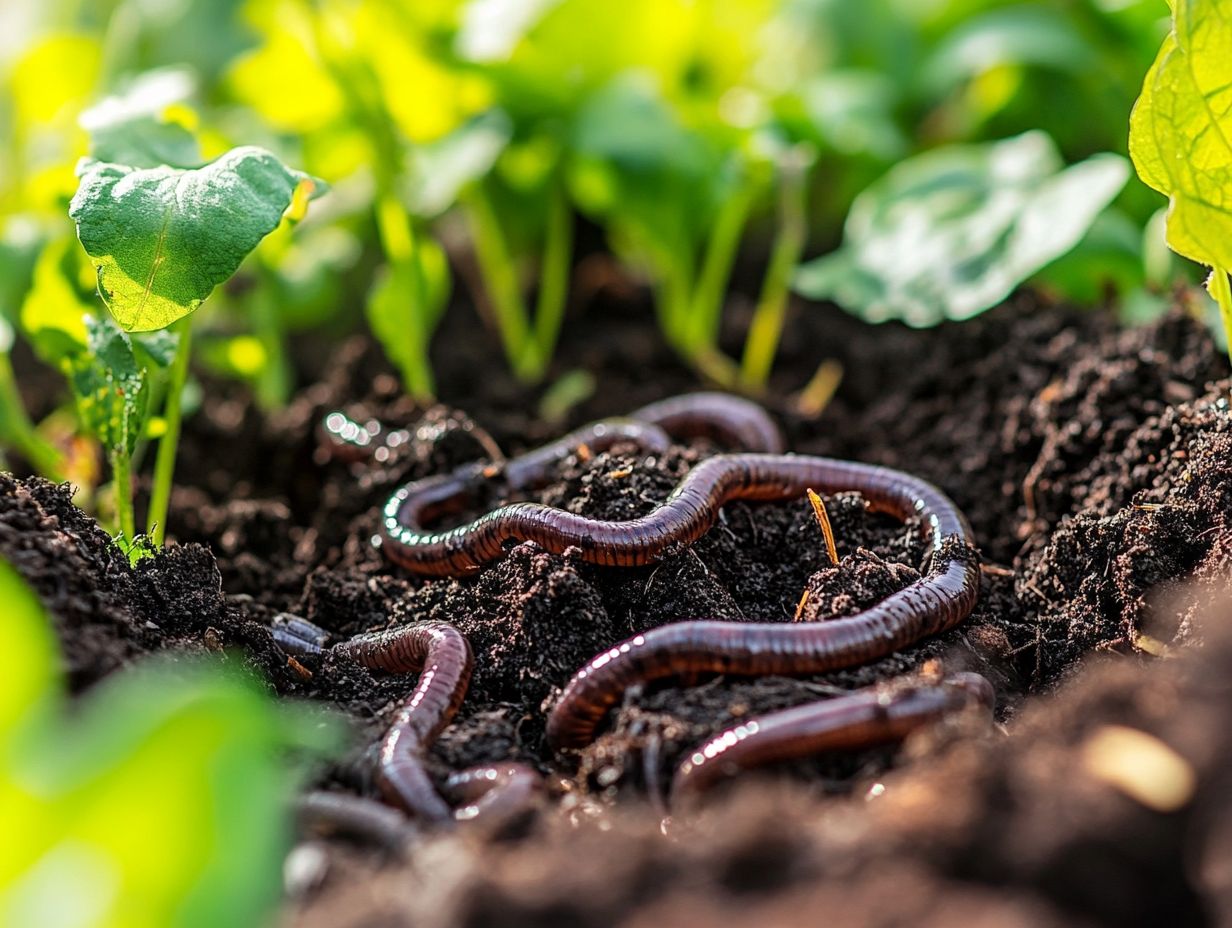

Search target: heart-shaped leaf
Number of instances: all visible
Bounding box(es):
[70,146,326,332]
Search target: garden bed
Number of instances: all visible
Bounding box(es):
[5,290,1231,927]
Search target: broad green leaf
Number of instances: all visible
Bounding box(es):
[68,315,148,456]
[795,131,1130,326]
[80,69,202,169]
[1129,0,1232,272]
[69,146,326,332]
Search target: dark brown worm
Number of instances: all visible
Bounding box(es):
[380,393,783,575]
[272,618,546,827]
[670,672,994,806]
[272,620,473,822]
[542,455,980,751]
[443,762,544,827]
[295,790,417,852]
[319,410,507,465]
[628,392,785,454]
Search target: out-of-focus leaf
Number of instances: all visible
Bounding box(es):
[69,147,326,332]
[777,70,906,158]
[9,34,101,129]
[406,112,512,217]
[1030,209,1146,303]
[922,6,1097,93]
[795,131,1129,326]
[80,69,202,169]
[67,315,148,456]
[19,236,91,363]
[366,240,451,386]
[0,222,43,323]
[0,554,340,928]
[1129,0,1232,272]
[0,560,57,743]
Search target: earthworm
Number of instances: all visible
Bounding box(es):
[444,762,544,827]
[272,617,545,827]
[319,410,506,465]
[628,392,785,454]
[295,790,417,852]
[542,455,980,751]
[670,672,994,806]
[380,393,783,575]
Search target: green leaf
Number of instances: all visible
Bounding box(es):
[1129,0,1232,272]
[0,560,58,744]
[69,147,326,332]
[19,236,91,364]
[366,240,451,388]
[795,131,1129,326]
[80,68,202,169]
[68,314,148,456]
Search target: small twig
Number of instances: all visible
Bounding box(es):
[793,588,810,621]
[806,489,839,566]
[795,359,843,418]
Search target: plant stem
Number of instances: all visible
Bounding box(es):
[0,351,63,479]
[252,269,291,410]
[463,183,536,381]
[111,447,134,543]
[688,184,755,352]
[1209,267,1232,374]
[531,181,574,376]
[374,190,437,400]
[146,319,193,545]
[741,158,811,389]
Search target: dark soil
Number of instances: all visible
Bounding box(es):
[4,288,1231,926]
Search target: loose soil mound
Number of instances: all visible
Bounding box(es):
[3,294,1229,925]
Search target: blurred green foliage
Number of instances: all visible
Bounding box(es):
[0,0,1205,495]
[0,558,338,927]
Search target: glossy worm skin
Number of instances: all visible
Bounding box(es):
[295,790,416,852]
[272,618,545,827]
[670,672,994,806]
[380,393,784,576]
[543,455,980,752]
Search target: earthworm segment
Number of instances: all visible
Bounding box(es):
[379,393,784,576]
[670,671,995,806]
[272,617,543,827]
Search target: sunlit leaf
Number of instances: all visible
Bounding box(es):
[9,34,101,129]
[406,112,511,217]
[0,560,57,743]
[69,147,326,332]
[1128,0,1232,272]
[795,131,1129,325]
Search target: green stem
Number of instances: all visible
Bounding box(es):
[146,319,193,545]
[252,270,291,410]
[741,161,811,389]
[530,181,574,377]
[687,185,755,352]
[0,352,63,479]
[111,447,134,543]
[1210,267,1232,375]
[374,190,436,400]
[463,183,535,381]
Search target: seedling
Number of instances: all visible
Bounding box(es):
[1129,0,1232,371]
[69,99,324,546]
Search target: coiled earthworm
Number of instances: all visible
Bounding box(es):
[542,455,980,751]
[380,393,784,575]
[670,672,994,806]
[272,617,544,827]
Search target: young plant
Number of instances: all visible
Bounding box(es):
[1129,0,1232,370]
[794,131,1129,327]
[0,558,338,928]
[68,104,324,546]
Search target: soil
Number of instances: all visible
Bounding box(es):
[4,286,1231,927]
